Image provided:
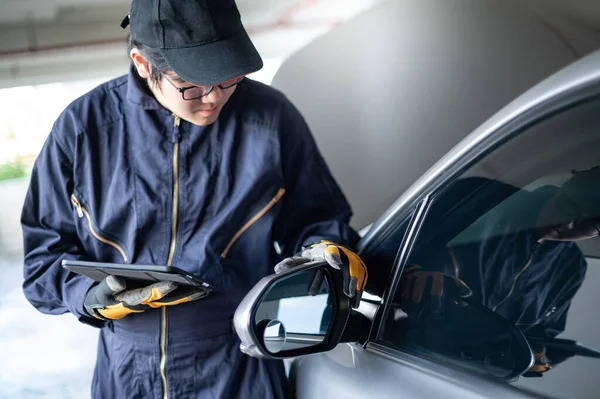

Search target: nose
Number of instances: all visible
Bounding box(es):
[203,86,223,103]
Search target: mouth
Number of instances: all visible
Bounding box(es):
[198,106,218,115]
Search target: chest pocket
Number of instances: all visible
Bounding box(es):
[220,188,285,259]
[71,122,145,264]
[70,190,131,263]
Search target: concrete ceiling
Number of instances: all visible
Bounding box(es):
[0,0,380,88]
[0,0,599,89]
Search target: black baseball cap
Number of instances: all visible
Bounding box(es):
[537,166,600,232]
[558,166,600,228]
[122,0,263,86]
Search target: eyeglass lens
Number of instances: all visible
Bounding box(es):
[182,76,244,100]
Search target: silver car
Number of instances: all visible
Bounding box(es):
[234,40,600,399]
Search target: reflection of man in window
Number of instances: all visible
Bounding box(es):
[402,166,600,376]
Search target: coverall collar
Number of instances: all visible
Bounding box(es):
[126,63,164,110]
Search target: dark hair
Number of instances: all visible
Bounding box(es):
[127,34,172,86]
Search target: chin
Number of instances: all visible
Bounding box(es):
[189,114,219,126]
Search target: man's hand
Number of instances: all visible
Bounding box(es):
[83,276,208,320]
[400,265,472,319]
[274,240,368,308]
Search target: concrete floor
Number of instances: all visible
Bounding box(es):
[0,257,96,399]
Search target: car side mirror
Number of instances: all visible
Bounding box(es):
[234,261,351,359]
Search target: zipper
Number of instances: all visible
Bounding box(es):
[161,113,181,399]
[167,114,181,266]
[492,239,543,312]
[221,188,286,258]
[70,194,128,263]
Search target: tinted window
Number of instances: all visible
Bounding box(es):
[380,98,600,397]
[361,212,414,297]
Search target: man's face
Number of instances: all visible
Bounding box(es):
[536,194,600,241]
[152,72,237,126]
[130,49,237,126]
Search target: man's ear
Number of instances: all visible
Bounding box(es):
[130,48,151,79]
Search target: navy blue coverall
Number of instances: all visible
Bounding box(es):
[412,178,587,339]
[21,66,357,398]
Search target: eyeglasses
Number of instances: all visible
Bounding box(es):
[163,74,246,100]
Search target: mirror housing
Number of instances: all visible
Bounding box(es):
[234,261,351,359]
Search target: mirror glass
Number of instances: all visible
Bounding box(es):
[263,319,287,353]
[254,268,332,354]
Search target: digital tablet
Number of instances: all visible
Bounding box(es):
[62,260,214,290]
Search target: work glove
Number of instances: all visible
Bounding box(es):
[399,265,472,319]
[274,240,368,308]
[522,343,551,377]
[83,275,208,320]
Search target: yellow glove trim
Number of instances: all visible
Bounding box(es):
[98,303,145,320]
[323,245,368,292]
[342,247,368,291]
[140,287,171,305]
[529,363,551,373]
[529,351,551,373]
[148,296,194,308]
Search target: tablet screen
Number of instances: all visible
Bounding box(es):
[62,261,210,288]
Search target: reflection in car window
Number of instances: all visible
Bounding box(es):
[361,212,414,297]
[380,98,600,397]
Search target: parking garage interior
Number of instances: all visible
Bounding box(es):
[1,0,600,398]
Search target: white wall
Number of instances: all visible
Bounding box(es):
[0,178,28,257]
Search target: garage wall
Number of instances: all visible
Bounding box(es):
[272,0,600,229]
[521,0,600,57]
[0,179,27,258]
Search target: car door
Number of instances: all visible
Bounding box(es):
[290,52,600,399]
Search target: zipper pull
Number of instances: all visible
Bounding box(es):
[71,195,84,218]
[273,188,286,202]
[172,114,181,143]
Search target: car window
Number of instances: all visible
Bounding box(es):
[361,211,415,298]
[379,97,600,398]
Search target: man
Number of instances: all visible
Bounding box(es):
[21,1,367,398]
[399,168,599,376]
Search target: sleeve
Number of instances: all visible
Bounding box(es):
[273,99,359,257]
[21,130,104,328]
